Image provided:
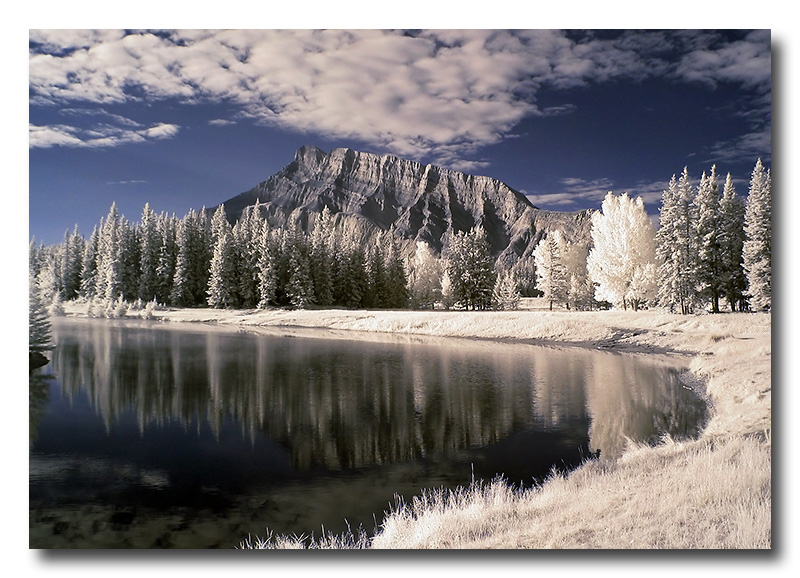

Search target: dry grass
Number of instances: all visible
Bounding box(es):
[60,300,771,549]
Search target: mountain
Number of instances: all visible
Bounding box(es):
[217,145,594,268]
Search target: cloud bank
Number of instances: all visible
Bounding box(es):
[29,29,771,169]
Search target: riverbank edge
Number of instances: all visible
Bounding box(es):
[58,300,772,548]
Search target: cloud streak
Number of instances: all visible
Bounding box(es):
[29,29,771,168]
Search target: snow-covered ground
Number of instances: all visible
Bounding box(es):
[59,298,772,548]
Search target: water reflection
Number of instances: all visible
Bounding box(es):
[43,318,705,470]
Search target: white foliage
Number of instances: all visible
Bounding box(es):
[587,192,657,310]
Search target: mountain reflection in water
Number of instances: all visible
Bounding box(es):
[29,318,706,548]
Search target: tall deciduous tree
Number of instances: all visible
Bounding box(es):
[743,159,771,311]
[587,192,657,311]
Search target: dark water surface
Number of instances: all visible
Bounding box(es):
[30,317,706,548]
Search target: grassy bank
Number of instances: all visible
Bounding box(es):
[60,299,772,549]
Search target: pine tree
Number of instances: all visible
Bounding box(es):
[95,203,123,301]
[284,223,314,309]
[587,192,657,311]
[59,225,84,300]
[309,207,335,307]
[694,166,724,312]
[29,272,53,355]
[493,271,521,310]
[718,173,747,311]
[154,212,178,305]
[743,159,771,311]
[656,169,699,314]
[233,205,262,308]
[138,203,160,301]
[444,226,496,310]
[383,233,409,309]
[533,230,568,310]
[256,221,276,309]
[207,229,239,308]
[79,226,100,298]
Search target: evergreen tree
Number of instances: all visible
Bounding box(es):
[233,205,262,308]
[118,217,141,300]
[694,166,724,312]
[364,234,389,308]
[29,273,53,355]
[587,192,657,311]
[309,207,335,307]
[256,221,276,309]
[284,223,314,308]
[59,225,84,300]
[154,212,178,304]
[95,203,123,301]
[743,159,771,311]
[493,271,521,311]
[171,209,210,306]
[79,226,100,298]
[383,233,409,309]
[207,229,239,308]
[656,169,699,314]
[138,203,160,301]
[533,230,568,310]
[718,173,748,311]
[444,226,496,310]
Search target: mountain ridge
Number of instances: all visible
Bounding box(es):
[216,145,594,268]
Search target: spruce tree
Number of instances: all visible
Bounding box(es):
[718,173,747,311]
[138,203,160,302]
[256,221,276,309]
[95,203,123,301]
[29,273,53,355]
[656,169,698,314]
[207,229,239,308]
[445,226,496,310]
[694,166,724,312]
[743,159,771,311]
[533,230,568,310]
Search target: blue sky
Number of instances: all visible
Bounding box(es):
[29,28,773,245]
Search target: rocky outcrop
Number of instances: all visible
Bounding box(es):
[218,145,593,266]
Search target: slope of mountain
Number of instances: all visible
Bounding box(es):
[218,145,593,267]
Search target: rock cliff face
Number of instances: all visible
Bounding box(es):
[218,145,593,267]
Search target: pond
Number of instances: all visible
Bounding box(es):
[29,317,707,548]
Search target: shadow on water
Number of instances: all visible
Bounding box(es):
[29,318,706,548]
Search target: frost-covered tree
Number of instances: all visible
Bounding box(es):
[59,225,84,300]
[493,271,521,311]
[743,159,771,311]
[79,226,100,298]
[284,223,314,309]
[408,241,442,309]
[95,203,123,301]
[309,207,335,307]
[171,209,211,306]
[233,205,262,308]
[694,166,724,312]
[256,222,276,309]
[718,173,747,311]
[587,192,657,311]
[138,203,160,301]
[533,230,568,310]
[656,169,699,314]
[154,212,178,304]
[563,240,594,311]
[207,229,239,308]
[444,226,496,310]
[29,272,53,356]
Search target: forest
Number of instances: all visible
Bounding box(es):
[28,159,771,339]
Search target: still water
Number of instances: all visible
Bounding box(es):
[30,317,706,548]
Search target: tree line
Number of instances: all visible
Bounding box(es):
[531,158,771,313]
[29,159,770,320]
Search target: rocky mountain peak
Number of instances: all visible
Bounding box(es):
[218,145,593,268]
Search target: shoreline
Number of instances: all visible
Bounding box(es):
[55,299,772,548]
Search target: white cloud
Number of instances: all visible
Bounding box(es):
[29,29,771,166]
[29,122,180,149]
